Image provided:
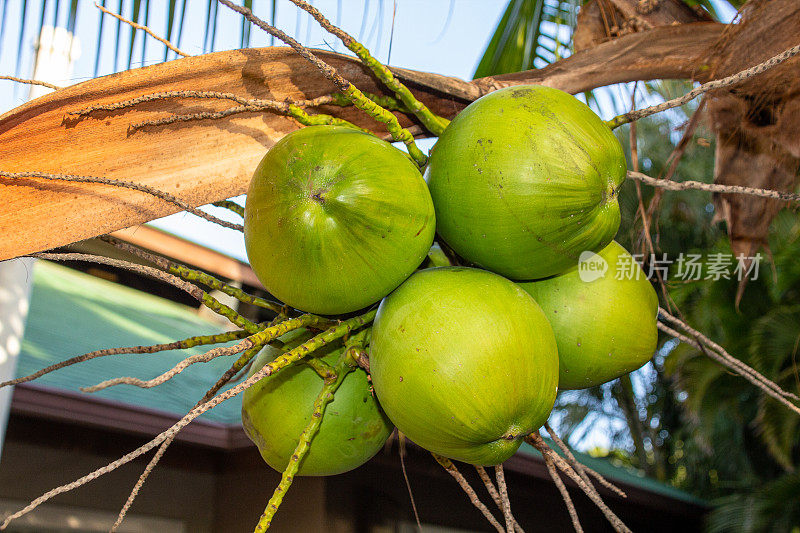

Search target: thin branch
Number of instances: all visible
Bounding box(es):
[79,339,253,392]
[0,311,375,530]
[254,360,353,532]
[541,450,583,533]
[32,251,260,335]
[657,323,800,417]
[212,200,244,218]
[474,466,525,533]
[69,90,404,117]
[431,454,504,533]
[543,423,626,498]
[0,329,251,389]
[627,170,800,204]
[526,433,631,533]
[80,314,318,392]
[129,103,366,133]
[102,237,290,317]
[112,340,269,531]
[215,0,427,166]
[399,434,423,532]
[0,75,61,90]
[494,465,514,533]
[68,90,331,116]
[30,252,202,299]
[644,98,707,222]
[95,2,189,57]
[607,41,800,128]
[658,307,799,402]
[0,171,243,231]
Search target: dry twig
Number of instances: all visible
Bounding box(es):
[541,450,583,532]
[0,75,60,90]
[607,41,800,128]
[111,341,268,531]
[544,423,626,498]
[1,171,243,231]
[80,339,253,392]
[628,170,800,204]
[95,2,189,57]
[526,432,631,533]
[216,0,427,165]
[659,308,799,402]
[474,466,525,533]
[0,329,251,389]
[431,454,504,533]
[494,465,515,533]
[657,322,800,417]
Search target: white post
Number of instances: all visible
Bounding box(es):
[0,26,80,459]
[0,259,35,457]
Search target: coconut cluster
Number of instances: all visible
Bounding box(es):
[241,85,658,474]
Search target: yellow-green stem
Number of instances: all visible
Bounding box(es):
[253,352,357,532]
[343,84,427,166]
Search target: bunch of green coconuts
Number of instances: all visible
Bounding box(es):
[241,85,658,475]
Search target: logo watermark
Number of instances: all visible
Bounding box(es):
[578,251,608,282]
[577,252,763,282]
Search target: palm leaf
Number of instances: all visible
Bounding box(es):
[0,0,9,58]
[127,0,142,70]
[141,0,150,65]
[163,0,177,62]
[52,0,60,27]
[92,0,105,77]
[240,0,253,49]
[112,0,123,71]
[66,0,78,34]
[176,0,188,52]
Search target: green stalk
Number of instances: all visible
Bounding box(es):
[286,104,372,133]
[342,84,428,165]
[166,262,288,316]
[253,343,359,532]
[212,200,245,218]
[289,0,450,136]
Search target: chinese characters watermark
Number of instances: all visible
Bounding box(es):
[578,252,762,283]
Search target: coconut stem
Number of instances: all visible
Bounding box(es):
[103,237,295,318]
[253,354,356,532]
[0,328,253,389]
[432,454,505,533]
[288,0,449,136]
[494,465,514,533]
[211,200,245,218]
[474,466,525,533]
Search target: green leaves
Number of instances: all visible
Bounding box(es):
[473,0,583,79]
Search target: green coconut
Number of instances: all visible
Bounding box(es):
[241,329,393,476]
[519,241,658,389]
[425,85,626,280]
[244,125,435,315]
[369,267,559,465]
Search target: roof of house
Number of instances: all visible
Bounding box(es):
[14,259,705,506]
[17,259,242,424]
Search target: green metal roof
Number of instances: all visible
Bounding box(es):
[17,260,704,505]
[18,260,243,424]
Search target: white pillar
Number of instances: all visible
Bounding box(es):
[28,26,82,100]
[0,26,80,459]
[0,259,35,457]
